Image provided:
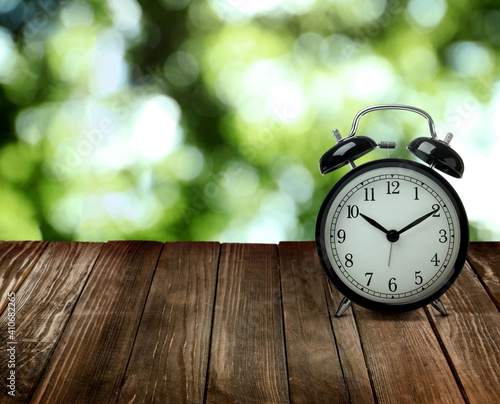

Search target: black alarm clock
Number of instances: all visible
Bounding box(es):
[315,105,469,316]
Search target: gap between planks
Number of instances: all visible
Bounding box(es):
[1,241,498,404]
[117,242,220,404]
[29,241,164,403]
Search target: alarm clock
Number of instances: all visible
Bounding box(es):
[315,105,469,316]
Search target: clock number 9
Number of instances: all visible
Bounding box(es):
[337,229,346,243]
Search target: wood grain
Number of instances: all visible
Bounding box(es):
[279,242,350,403]
[1,241,498,404]
[427,263,500,404]
[29,241,163,404]
[0,241,47,314]
[117,242,220,404]
[353,306,465,404]
[324,281,377,404]
[0,242,103,402]
[467,242,500,308]
[206,243,289,403]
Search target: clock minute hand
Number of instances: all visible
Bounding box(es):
[398,207,439,235]
[359,213,390,235]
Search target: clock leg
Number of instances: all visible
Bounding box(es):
[430,298,448,316]
[335,297,352,317]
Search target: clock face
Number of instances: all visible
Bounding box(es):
[316,159,469,312]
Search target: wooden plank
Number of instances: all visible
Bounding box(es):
[353,306,465,403]
[279,241,350,403]
[324,281,377,403]
[0,241,48,314]
[206,243,289,403]
[0,242,103,402]
[29,240,163,404]
[467,242,500,308]
[427,262,500,404]
[117,242,220,403]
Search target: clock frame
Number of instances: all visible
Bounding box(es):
[315,104,469,316]
[316,158,469,314]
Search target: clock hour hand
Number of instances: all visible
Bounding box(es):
[359,213,389,235]
[398,206,439,235]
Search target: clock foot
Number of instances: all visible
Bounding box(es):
[335,297,352,317]
[430,299,447,316]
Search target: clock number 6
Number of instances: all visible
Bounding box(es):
[388,277,397,292]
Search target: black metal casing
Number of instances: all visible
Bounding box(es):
[315,159,469,313]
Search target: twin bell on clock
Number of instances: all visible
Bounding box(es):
[315,105,469,317]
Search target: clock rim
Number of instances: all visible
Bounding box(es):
[315,158,469,313]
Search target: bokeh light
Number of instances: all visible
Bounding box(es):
[0,0,499,242]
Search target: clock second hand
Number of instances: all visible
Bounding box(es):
[361,206,439,268]
[359,212,396,266]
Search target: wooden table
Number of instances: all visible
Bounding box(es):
[0,241,499,403]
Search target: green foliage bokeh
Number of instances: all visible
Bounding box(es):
[0,0,498,241]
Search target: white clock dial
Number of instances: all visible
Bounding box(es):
[317,159,468,311]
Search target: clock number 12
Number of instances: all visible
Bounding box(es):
[386,181,400,194]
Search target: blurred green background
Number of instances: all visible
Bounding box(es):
[0,0,498,242]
